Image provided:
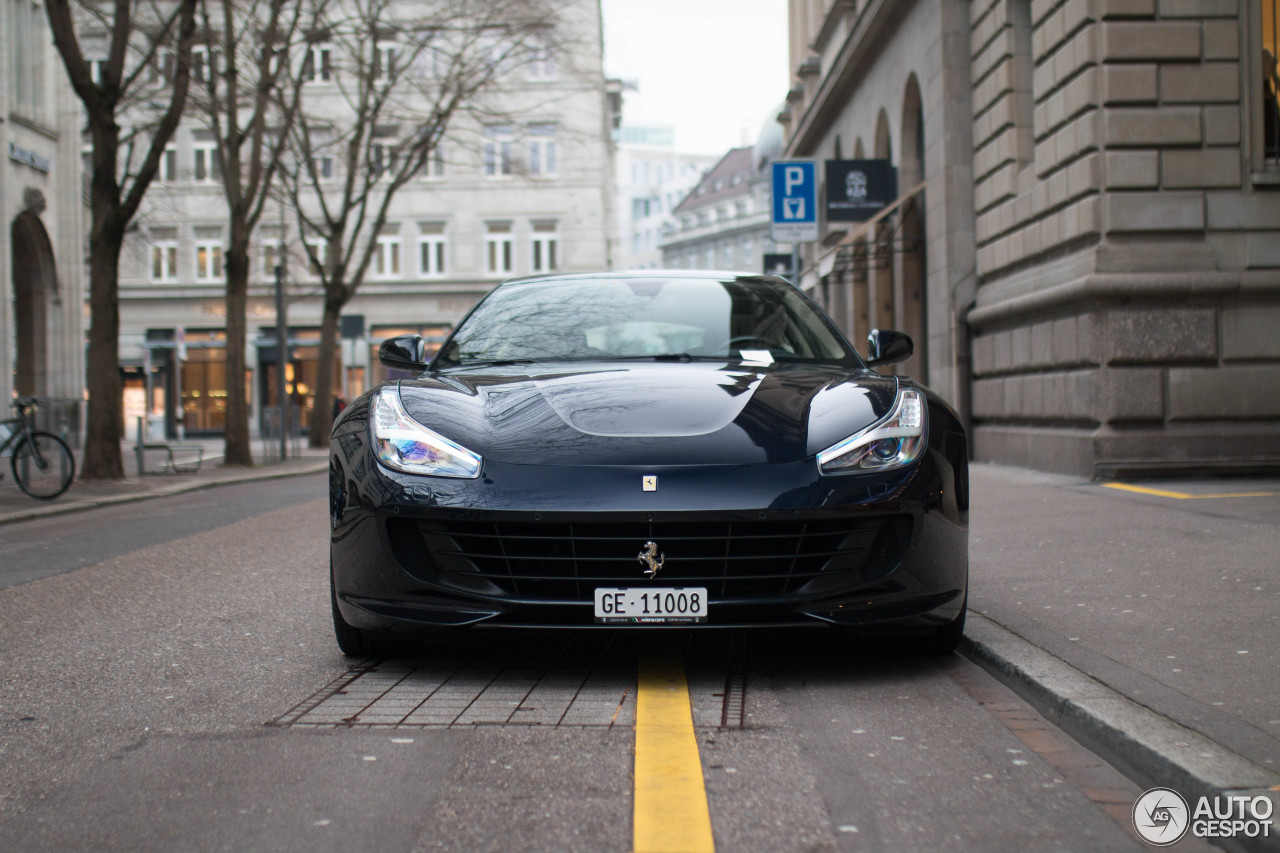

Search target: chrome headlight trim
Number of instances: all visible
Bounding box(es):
[371,386,482,479]
[817,388,927,474]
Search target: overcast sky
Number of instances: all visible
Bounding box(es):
[600,0,790,156]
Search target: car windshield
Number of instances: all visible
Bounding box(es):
[436,276,860,367]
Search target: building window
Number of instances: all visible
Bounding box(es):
[480,28,511,72]
[192,46,219,84]
[315,155,333,180]
[418,222,446,276]
[742,237,753,266]
[8,0,48,122]
[306,238,328,277]
[421,145,445,179]
[194,141,221,183]
[721,242,734,268]
[260,232,284,277]
[195,231,224,281]
[151,240,179,282]
[370,138,397,178]
[374,41,398,79]
[528,123,557,176]
[484,125,512,177]
[486,222,513,275]
[373,226,401,279]
[160,145,177,182]
[525,29,555,80]
[531,221,558,273]
[302,43,332,82]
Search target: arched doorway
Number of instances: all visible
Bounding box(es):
[899,74,928,385]
[10,207,58,397]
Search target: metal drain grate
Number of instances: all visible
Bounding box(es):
[275,635,748,730]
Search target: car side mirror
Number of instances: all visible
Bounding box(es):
[378,334,431,371]
[866,329,913,367]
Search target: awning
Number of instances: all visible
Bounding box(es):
[798,180,926,292]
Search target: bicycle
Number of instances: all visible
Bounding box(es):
[0,397,76,499]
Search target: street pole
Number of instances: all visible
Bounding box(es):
[274,263,288,461]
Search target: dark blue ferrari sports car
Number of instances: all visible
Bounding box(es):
[328,271,968,654]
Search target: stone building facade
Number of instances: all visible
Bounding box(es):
[786,0,1280,476]
[968,0,1280,476]
[1,0,86,440]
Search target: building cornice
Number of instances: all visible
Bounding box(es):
[785,0,911,157]
[811,0,857,54]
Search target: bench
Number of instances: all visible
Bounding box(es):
[137,443,205,474]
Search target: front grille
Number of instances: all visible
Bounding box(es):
[391,516,912,602]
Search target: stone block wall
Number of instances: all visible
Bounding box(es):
[967,0,1280,477]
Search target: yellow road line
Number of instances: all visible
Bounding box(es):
[1103,483,1277,500]
[634,651,715,853]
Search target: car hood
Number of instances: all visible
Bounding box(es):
[396,362,898,467]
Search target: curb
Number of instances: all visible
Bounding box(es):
[0,460,330,527]
[962,612,1280,852]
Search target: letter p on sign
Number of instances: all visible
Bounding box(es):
[785,166,805,196]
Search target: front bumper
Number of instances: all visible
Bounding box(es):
[330,452,968,633]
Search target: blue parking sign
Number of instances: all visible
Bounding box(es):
[771,160,818,243]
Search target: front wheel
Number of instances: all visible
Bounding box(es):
[12,432,75,499]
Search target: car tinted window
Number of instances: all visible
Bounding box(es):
[438,277,859,366]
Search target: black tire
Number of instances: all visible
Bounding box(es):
[11,432,75,499]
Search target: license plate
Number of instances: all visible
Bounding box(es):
[594,587,708,624]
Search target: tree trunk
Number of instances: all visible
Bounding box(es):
[222,222,254,466]
[308,297,342,448]
[79,221,126,480]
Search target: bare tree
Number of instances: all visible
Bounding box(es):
[277,0,576,447]
[189,0,323,465]
[46,0,199,479]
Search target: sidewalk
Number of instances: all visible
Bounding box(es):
[0,438,329,525]
[963,463,1280,842]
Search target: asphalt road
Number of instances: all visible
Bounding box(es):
[0,474,1194,851]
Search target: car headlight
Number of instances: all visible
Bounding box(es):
[371,387,482,478]
[817,388,927,474]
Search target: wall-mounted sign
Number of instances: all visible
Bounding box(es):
[9,141,52,173]
[825,159,896,222]
[770,160,818,243]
